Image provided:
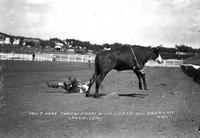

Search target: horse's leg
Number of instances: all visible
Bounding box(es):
[85,74,95,97]
[95,75,100,98]
[95,72,108,98]
[140,71,149,90]
[134,70,142,90]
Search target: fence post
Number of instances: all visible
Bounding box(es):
[75,55,77,62]
[11,53,13,60]
[28,54,30,61]
[155,61,158,66]
[163,60,166,67]
[45,54,47,61]
[12,52,14,60]
[81,55,84,62]
[10,53,12,60]
[43,54,45,61]
[46,54,48,61]
[67,55,69,62]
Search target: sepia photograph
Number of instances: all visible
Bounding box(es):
[0,0,200,137]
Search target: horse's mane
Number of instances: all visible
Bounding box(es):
[114,45,151,51]
[97,44,152,55]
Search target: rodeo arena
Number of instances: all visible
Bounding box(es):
[0,32,200,138]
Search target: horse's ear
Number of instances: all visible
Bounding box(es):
[157,44,162,49]
[152,44,162,53]
[155,44,162,51]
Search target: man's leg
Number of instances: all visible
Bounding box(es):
[88,61,91,68]
[47,82,63,88]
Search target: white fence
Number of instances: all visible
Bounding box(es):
[0,52,52,61]
[0,53,182,67]
[146,59,183,67]
[53,54,95,63]
[0,53,95,63]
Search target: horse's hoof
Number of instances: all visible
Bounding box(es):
[85,94,90,97]
[93,95,100,99]
[139,87,143,90]
[85,92,90,97]
[85,91,90,97]
[144,87,149,90]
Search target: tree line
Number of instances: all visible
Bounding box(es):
[1,32,200,55]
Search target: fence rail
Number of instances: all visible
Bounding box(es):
[0,53,182,67]
[146,59,183,67]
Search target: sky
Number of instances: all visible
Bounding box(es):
[0,0,200,48]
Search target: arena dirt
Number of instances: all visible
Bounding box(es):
[0,61,200,138]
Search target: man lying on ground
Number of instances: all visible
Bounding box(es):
[47,77,89,93]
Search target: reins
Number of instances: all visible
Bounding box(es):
[129,46,140,69]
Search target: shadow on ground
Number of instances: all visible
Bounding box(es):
[45,91,108,98]
[45,90,73,94]
[118,93,149,98]
[86,93,107,98]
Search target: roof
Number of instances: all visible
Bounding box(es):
[55,45,62,49]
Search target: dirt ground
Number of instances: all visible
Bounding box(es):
[0,61,200,138]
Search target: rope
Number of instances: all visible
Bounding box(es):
[114,51,117,65]
[129,46,140,69]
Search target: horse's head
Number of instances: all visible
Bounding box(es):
[151,44,163,64]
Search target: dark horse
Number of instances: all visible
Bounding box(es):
[86,45,163,98]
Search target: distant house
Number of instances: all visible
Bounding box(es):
[68,48,74,52]
[13,38,20,45]
[0,34,5,44]
[23,38,41,46]
[55,45,62,50]
[49,38,64,47]
[87,50,94,55]
[4,37,10,44]
[66,48,75,54]
[55,42,63,47]
[54,42,64,51]
[66,44,72,48]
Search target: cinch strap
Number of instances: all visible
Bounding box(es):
[130,46,140,69]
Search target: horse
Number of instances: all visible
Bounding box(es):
[85,45,163,98]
